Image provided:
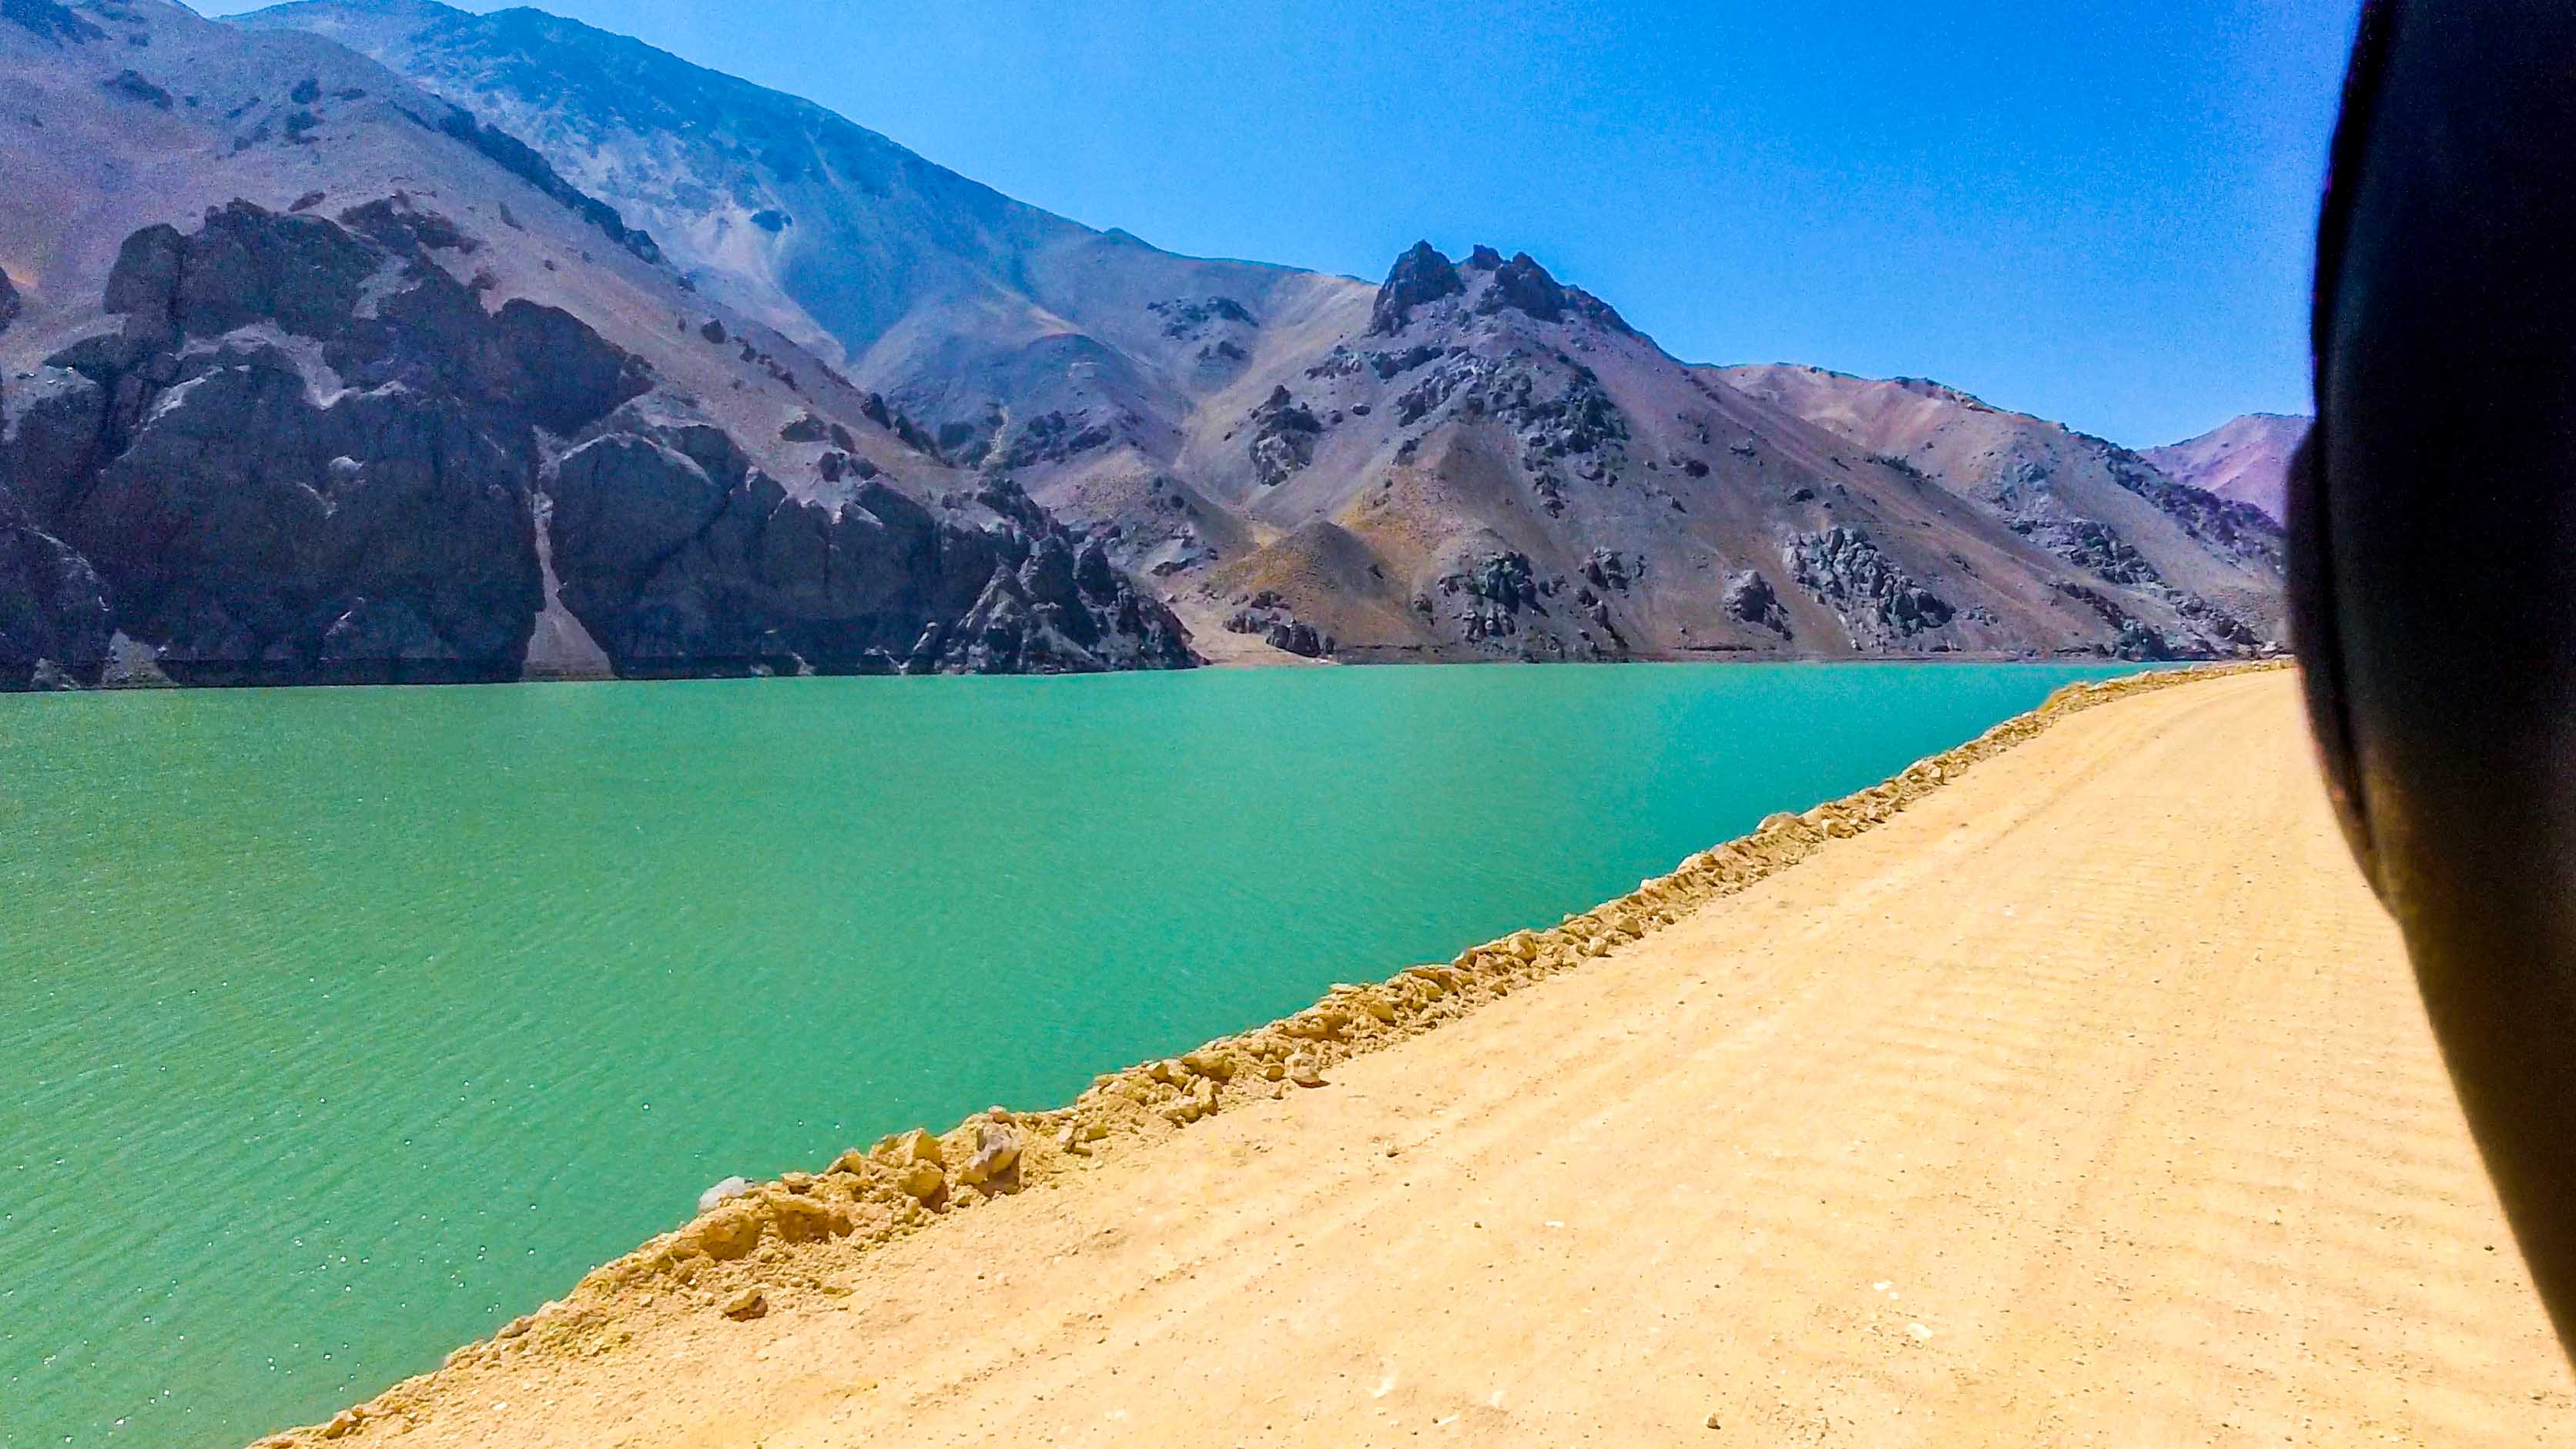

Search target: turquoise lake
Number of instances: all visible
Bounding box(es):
[0,661,2149,1447]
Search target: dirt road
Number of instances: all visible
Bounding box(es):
[282,671,2571,1445]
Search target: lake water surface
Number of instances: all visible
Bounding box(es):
[0,662,2146,1447]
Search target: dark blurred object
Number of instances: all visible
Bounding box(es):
[2296,0,2576,1346]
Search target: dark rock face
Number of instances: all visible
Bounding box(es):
[1247,385,1321,487]
[2,202,1191,689]
[1439,552,1546,643]
[1582,548,1643,594]
[2053,581,2186,661]
[1148,296,1255,337]
[1476,252,1570,323]
[1722,569,1790,637]
[1386,346,1629,516]
[2099,447,2283,569]
[0,266,18,336]
[550,436,1194,677]
[1368,242,1465,336]
[994,410,1116,470]
[1782,527,1955,647]
[0,484,112,690]
[1224,590,1331,658]
[1,202,622,683]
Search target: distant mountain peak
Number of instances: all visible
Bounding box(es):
[2143,413,2310,524]
[1365,241,1633,340]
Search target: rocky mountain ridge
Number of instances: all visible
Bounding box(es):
[2,0,2291,688]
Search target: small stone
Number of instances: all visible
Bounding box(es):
[896,1163,946,1200]
[721,1287,768,1320]
[1057,1125,1087,1156]
[1288,1054,1325,1088]
[696,1176,752,1213]
[320,1409,363,1439]
[780,1172,815,1193]
[955,1123,1021,1186]
[879,1128,944,1167]
[1261,1060,1287,1082]
[1706,1413,1722,1429]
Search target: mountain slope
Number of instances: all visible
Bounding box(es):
[245,0,2288,666]
[239,0,1369,477]
[0,0,1191,688]
[1718,365,2286,657]
[2144,413,2308,524]
[1140,249,2286,663]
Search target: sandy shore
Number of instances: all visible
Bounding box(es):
[261,666,2572,1446]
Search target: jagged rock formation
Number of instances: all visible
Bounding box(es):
[2144,413,2310,524]
[1222,590,1331,658]
[4,199,586,683]
[1245,385,1321,487]
[1174,245,2283,662]
[0,0,1195,688]
[1369,241,1464,335]
[550,429,1188,676]
[0,202,1188,685]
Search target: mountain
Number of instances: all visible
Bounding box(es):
[0,0,1191,688]
[234,0,1365,499]
[1717,366,2286,658]
[2,0,2287,688]
[1114,246,2273,663]
[2143,413,2309,524]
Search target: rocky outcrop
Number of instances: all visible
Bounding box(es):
[1368,241,1465,336]
[2,202,605,684]
[550,433,1191,677]
[1223,590,1332,658]
[1722,569,1790,637]
[1246,385,1321,487]
[1783,527,1956,648]
[0,482,112,690]
[0,266,18,336]
[0,203,1195,688]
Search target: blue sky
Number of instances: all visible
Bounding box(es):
[213,0,2360,447]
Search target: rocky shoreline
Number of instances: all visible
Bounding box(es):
[253,659,2289,1447]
